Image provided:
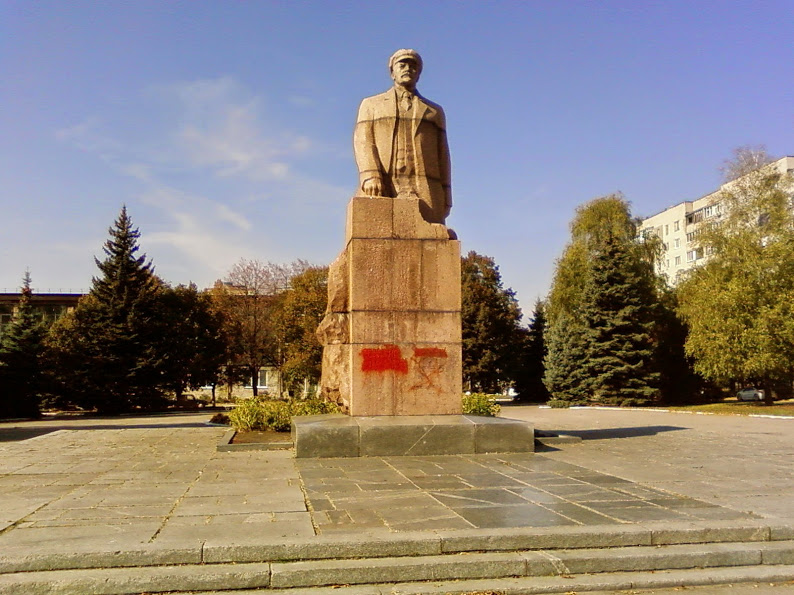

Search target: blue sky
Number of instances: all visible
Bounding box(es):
[2,1,792,317]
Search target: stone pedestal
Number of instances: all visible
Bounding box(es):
[292,414,535,458]
[316,196,462,416]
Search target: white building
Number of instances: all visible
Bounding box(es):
[639,156,794,284]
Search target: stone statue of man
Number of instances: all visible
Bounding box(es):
[353,49,452,225]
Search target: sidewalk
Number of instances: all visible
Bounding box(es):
[0,407,792,578]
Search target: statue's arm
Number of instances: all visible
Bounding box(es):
[353,99,383,196]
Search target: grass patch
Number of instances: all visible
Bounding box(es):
[667,399,794,417]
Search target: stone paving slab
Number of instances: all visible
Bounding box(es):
[0,407,791,573]
[298,452,758,534]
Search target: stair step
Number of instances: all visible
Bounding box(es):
[1,541,793,594]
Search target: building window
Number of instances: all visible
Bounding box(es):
[674,238,680,249]
[675,256,681,266]
[674,220,680,232]
[686,248,704,263]
[665,224,669,236]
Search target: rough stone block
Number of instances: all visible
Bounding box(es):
[649,520,770,545]
[760,541,794,565]
[421,239,461,311]
[270,553,525,589]
[292,415,359,458]
[346,196,393,241]
[472,415,534,453]
[348,240,394,311]
[358,416,474,456]
[555,543,762,574]
[440,525,652,553]
[391,197,450,240]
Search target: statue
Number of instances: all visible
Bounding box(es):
[354,49,452,225]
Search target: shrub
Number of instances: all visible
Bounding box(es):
[462,393,501,417]
[547,399,571,408]
[229,397,340,432]
[208,412,230,425]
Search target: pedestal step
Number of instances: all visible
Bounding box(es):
[291,414,534,458]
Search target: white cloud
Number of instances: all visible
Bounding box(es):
[215,203,251,231]
[152,77,313,181]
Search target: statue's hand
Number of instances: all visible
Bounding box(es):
[362,178,383,197]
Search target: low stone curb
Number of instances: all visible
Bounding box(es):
[216,430,293,452]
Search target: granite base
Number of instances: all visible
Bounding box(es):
[291,414,534,458]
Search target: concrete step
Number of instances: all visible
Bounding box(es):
[178,565,794,594]
[3,520,790,574]
[2,541,794,594]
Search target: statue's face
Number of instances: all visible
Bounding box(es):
[391,58,420,87]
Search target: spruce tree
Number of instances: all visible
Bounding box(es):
[461,251,523,393]
[543,310,590,405]
[49,207,163,413]
[0,272,46,418]
[580,234,659,405]
[513,300,551,402]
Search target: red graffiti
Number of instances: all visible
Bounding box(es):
[413,347,448,358]
[361,345,408,374]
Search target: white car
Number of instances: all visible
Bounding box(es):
[736,388,764,402]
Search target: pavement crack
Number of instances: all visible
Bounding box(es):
[148,467,205,543]
[537,550,571,575]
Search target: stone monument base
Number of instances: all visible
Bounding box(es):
[291,414,534,458]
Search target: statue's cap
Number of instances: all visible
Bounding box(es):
[389,49,423,72]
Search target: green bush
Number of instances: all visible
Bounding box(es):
[547,399,571,408]
[208,412,230,425]
[462,393,501,417]
[229,397,340,432]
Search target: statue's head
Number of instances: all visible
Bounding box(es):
[389,49,422,88]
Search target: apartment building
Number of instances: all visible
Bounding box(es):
[639,156,794,284]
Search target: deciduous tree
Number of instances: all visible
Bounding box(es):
[279,266,328,395]
[678,152,794,402]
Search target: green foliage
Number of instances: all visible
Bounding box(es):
[545,195,671,407]
[513,300,550,402]
[461,393,501,416]
[47,207,166,413]
[0,273,47,418]
[212,259,312,397]
[547,399,571,408]
[209,412,230,425]
[154,284,229,401]
[547,194,656,324]
[678,159,794,397]
[279,266,328,393]
[461,251,523,393]
[543,311,590,405]
[229,396,340,432]
[580,234,660,405]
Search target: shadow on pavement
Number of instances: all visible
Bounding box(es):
[561,425,687,440]
[0,419,213,442]
[0,428,61,442]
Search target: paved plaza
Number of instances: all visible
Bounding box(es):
[0,406,792,592]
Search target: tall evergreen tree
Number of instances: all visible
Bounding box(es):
[49,206,164,413]
[543,310,590,404]
[461,251,523,393]
[0,272,46,418]
[513,300,551,402]
[580,234,660,405]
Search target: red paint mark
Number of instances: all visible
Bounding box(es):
[361,345,408,373]
[413,347,448,358]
